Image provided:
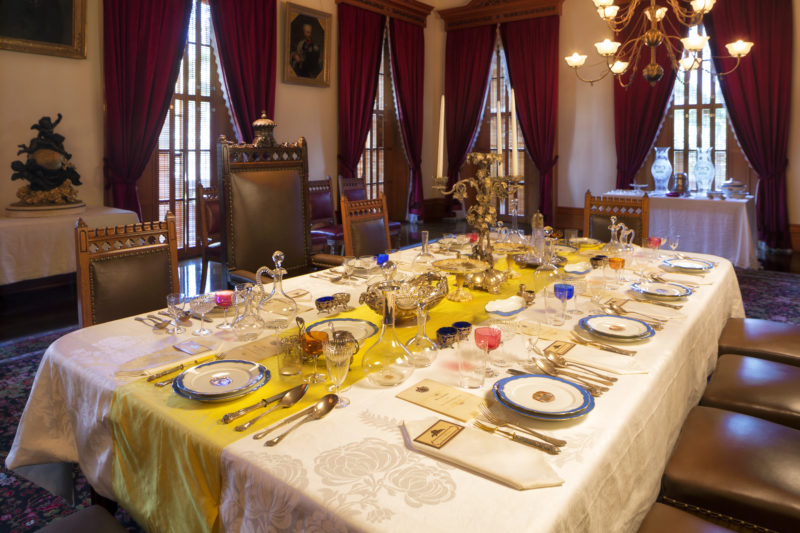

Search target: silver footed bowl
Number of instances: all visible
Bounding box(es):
[359,271,449,325]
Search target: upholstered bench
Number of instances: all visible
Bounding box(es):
[718,318,800,366]
[637,502,735,533]
[701,354,800,430]
[661,406,800,532]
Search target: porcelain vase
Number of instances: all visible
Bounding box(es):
[650,147,672,194]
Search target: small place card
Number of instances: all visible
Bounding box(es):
[605,297,630,309]
[413,419,464,449]
[173,340,215,356]
[543,340,575,356]
[396,379,484,422]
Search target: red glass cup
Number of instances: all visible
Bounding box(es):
[474,326,501,352]
[468,233,479,243]
[215,290,234,329]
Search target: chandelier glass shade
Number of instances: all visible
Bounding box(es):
[565,0,753,87]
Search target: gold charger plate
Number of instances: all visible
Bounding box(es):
[492,242,531,255]
[432,258,490,275]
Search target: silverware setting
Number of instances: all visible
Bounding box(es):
[543,350,618,383]
[478,403,566,448]
[135,316,169,330]
[264,394,338,446]
[472,420,560,455]
[603,302,666,328]
[252,403,315,440]
[569,332,637,356]
[629,294,684,309]
[159,310,192,326]
[235,383,309,431]
[222,383,308,424]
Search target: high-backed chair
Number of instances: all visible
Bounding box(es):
[337,175,402,246]
[341,195,391,257]
[196,180,223,290]
[219,134,312,283]
[309,176,344,254]
[583,190,649,245]
[75,213,179,328]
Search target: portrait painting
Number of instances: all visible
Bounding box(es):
[0,0,86,59]
[284,2,330,87]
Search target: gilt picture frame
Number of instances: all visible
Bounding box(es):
[0,0,86,59]
[284,2,331,87]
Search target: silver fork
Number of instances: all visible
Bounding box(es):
[479,404,566,447]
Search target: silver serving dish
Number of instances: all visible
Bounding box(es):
[359,271,449,326]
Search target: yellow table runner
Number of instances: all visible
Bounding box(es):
[108,247,597,531]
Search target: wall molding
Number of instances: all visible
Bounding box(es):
[336,0,434,27]
[438,0,563,31]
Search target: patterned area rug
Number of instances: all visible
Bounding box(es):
[1,268,798,530]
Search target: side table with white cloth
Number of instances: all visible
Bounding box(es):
[7,247,745,532]
[648,195,758,269]
[0,206,140,285]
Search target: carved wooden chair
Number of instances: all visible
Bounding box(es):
[196,179,223,289]
[75,212,179,327]
[219,134,312,284]
[308,176,344,254]
[583,190,649,245]
[341,195,392,257]
[337,175,402,247]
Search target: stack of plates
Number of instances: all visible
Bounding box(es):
[173,360,270,402]
[492,375,594,421]
[552,243,578,255]
[578,314,655,342]
[631,281,692,300]
[662,257,714,273]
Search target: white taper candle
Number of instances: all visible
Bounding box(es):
[510,89,519,176]
[436,94,445,177]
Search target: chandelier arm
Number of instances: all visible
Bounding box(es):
[660,34,683,70]
[665,0,705,25]
[602,0,641,33]
[570,66,613,85]
[698,55,743,77]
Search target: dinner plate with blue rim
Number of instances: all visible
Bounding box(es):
[631,281,692,300]
[662,257,714,272]
[552,243,578,255]
[579,314,655,342]
[306,318,378,342]
[492,375,595,421]
[173,360,269,402]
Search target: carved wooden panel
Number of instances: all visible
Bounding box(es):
[335,0,434,27]
[438,0,563,30]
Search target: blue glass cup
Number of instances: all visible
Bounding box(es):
[436,326,459,349]
[376,253,389,266]
[452,321,472,341]
[553,283,575,325]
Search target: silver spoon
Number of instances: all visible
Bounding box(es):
[264,394,338,446]
[235,383,309,431]
[135,317,169,330]
[544,351,618,382]
[606,302,666,324]
[296,316,306,337]
[536,355,614,387]
[533,357,608,395]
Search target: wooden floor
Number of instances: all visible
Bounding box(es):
[0,218,796,343]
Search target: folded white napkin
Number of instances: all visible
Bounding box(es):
[402,418,563,490]
[115,342,220,379]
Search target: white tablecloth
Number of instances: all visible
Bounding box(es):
[649,195,758,269]
[7,250,745,532]
[0,206,140,285]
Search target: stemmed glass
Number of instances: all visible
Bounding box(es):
[553,283,574,325]
[474,326,501,377]
[302,330,328,383]
[342,256,356,281]
[190,293,216,336]
[669,234,680,254]
[166,292,186,334]
[323,337,356,408]
[215,290,234,329]
[608,257,625,287]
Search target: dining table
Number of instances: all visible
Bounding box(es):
[6,244,745,532]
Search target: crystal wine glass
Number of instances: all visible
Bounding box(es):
[474,326,501,377]
[608,256,625,287]
[302,330,328,383]
[669,234,680,253]
[215,290,234,330]
[553,283,575,326]
[323,337,355,408]
[190,293,216,336]
[166,292,186,334]
[342,256,356,280]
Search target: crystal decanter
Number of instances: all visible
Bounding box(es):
[361,288,414,386]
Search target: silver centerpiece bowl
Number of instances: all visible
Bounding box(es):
[359,271,449,326]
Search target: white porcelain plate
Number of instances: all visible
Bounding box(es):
[579,314,655,340]
[569,237,602,247]
[631,281,692,299]
[662,257,714,272]
[495,374,591,415]
[564,262,592,275]
[306,318,378,342]
[174,360,268,398]
[552,243,578,255]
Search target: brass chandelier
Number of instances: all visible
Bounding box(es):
[564,0,753,87]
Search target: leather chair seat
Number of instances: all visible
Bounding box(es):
[388,220,402,236]
[637,502,735,533]
[662,406,800,532]
[311,224,344,239]
[701,354,800,430]
[37,505,126,533]
[311,253,345,268]
[718,318,800,366]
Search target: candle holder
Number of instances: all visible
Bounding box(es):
[433,152,522,293]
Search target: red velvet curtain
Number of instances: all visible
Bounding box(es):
[501,16,559,226]
[444,25,496,191]
[706,0,792,249]
[613,7,686,190]
[103,0,192,217]
[389,18,425,218]
[210,0,277,143]
[337,4,385,178]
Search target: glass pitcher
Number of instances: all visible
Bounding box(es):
[361,288,414,386]
[257,251,297,339]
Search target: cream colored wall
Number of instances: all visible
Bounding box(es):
[0,0,104,209]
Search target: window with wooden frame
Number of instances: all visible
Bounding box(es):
[140,0,234,257]
[357,38,387,200]
[635,25,754,192]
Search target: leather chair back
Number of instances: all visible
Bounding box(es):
[338,176,368,201]
[219,136,311,281]
[197,181,221,245]
[583,190,649,245]
[75,213,179,327]
[341,195,391,257]
[308,176,335,226]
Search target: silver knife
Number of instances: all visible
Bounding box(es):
[221,384,305,424]
[252,403,316,439]
[570,333,637,356]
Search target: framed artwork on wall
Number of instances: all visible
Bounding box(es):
[0,0,86,59]
[284,2,330,87]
